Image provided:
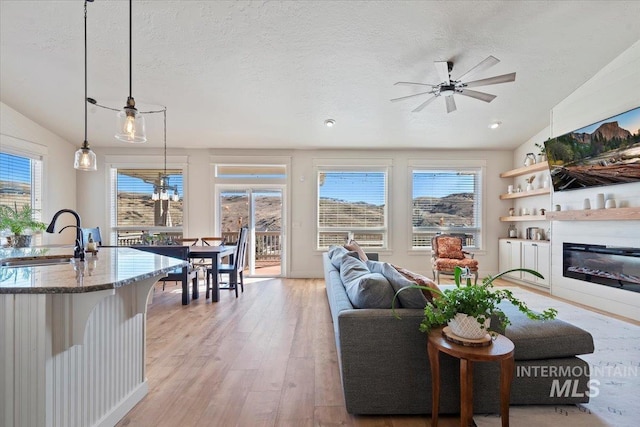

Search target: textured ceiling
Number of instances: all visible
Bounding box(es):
[1,1,640,151]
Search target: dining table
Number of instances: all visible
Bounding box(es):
[188,244,236,302]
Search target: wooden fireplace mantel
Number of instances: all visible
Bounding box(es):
[546,207,640,221]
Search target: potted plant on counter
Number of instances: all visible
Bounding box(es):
[0,203,48,248]
[394,266,558,339]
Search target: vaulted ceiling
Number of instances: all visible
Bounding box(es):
[1,1,639,151]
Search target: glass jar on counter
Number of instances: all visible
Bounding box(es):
[508,224,518,238]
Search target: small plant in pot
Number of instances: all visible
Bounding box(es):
[0,204,48,248]
[394,266,558,340]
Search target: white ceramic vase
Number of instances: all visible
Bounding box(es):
[448,313,491,339]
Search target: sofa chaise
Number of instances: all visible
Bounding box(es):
[323,249,595,415]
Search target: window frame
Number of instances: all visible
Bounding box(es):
[409,162,485,251]
[315,164,390,251]
[105,155,188,245]
[0,138,45,245]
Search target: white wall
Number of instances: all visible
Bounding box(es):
[513,41,640,321]
[77,147,513,279]
[0,102,77,245]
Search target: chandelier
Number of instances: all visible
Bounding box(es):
[151,108,179,202]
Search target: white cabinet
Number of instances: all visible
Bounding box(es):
[498,239,550,288]
[521,241,550,288]
[498,239,522,280]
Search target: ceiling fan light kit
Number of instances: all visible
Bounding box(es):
[391,55,516,114]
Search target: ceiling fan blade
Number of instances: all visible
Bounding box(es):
[390,91,433,102]
[412,95,437,112]
[464,72,516,87]
[445,95,457,113]
[394,81,437,87]
[434,61,450,85]
[456,55,500,81]
[458,89,497,103]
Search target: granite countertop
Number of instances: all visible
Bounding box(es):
[0,247,188,294]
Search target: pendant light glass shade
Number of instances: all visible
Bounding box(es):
[74,143,97,171]
[74,0,97,172]
[115,99,146,143]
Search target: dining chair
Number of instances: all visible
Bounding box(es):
[178,237,200,246]
[207,227,248,298]
[200,236,225,246]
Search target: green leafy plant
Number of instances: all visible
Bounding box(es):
[393,266,557,333]
[0,203,48,236]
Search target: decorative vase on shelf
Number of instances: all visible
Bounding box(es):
[526,183,533,192]
[448,313,491,339]
[524,153,536,167]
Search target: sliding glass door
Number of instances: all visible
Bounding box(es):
[217,187,283,277]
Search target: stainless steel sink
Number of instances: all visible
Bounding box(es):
[0,255,73,267]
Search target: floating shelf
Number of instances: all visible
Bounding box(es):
[500,161,549,178]
[499,188,551,200]
[546,207,640,221]
[499,215,547,222]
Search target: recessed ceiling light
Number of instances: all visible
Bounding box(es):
[489,121,502,129]
[324,119,336,127]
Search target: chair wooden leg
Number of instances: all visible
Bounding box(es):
[474,271,478,285]
[435,271,440,284]
[239,271,244,293]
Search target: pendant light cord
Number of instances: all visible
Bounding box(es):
[163,108,167,177]
[84,1,88,145]
[129,0,132,99]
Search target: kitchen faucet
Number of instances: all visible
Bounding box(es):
[46,209,85,261]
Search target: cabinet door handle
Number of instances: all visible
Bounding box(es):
[532,243,538,247]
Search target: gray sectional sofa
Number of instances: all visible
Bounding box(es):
[323,250,595,415]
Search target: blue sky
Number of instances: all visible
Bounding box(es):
[576,106,640,135]
[317,171,474,205]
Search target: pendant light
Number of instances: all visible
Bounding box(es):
[74,0,97,171]
[115,0,146,143]
[151,108,180,202]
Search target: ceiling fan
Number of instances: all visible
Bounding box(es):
[391,56,516,113]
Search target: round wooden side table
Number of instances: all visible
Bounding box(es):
[427,327,515,427]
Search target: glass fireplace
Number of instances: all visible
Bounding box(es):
[563,243,640,293]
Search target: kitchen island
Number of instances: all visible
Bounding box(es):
[0,247,187,427]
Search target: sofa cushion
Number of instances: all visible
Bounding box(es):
[366,261,427,309]
[392,266,442,302]
[341,255,394,309]
[496,301,595,360]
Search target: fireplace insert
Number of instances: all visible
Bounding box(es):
[563,243,640,293]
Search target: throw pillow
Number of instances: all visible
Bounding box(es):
[368,262,427,309]
[344,239,369,262]
[392,265,442,302]
[436,236,465,259]
[340,255,395,309]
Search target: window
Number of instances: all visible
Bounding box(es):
[0,151,43,243]
[110,168,183,245]
[317,169,387,249]
[411,168,481,249]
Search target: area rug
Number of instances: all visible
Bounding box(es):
[473,287,640,427]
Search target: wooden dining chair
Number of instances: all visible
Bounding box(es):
[178,237,200,246]
[207,227,248,298]
[200,236,225,246]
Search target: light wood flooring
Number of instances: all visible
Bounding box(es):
[116,278,462,427]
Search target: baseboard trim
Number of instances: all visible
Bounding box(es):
[93,381,148,427]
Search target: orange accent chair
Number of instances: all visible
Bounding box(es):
[431,234,478,284]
